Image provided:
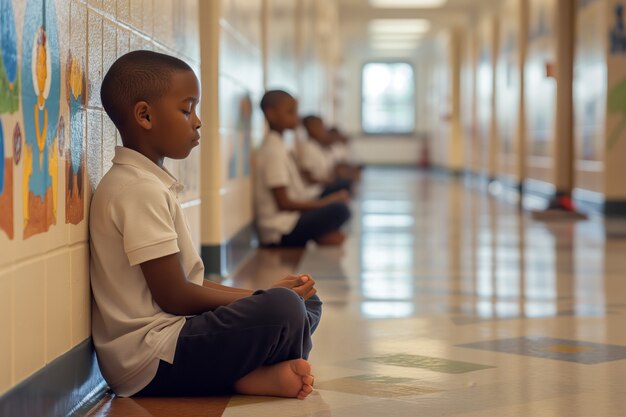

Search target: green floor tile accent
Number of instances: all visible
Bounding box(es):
[350,374,417,384]
[361,354,495,374]
[317,374,441,398]
[458,337,626,364]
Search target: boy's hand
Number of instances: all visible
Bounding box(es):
[272,274,317,300]
[324,190,350,204]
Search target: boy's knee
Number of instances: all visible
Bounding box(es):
[259,287,307,324]
[329,202,351,224]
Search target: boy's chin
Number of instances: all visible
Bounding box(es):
[169,149,193,160]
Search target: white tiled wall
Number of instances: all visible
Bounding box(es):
[200,0,341,247]
[0,0,200,394]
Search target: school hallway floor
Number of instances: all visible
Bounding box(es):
[88,167,626,417]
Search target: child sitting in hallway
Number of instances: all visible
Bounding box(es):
[90,51,321,399]
[254,90,351,248]
[297,115,353,197]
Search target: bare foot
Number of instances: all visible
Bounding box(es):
[315,230,346,246]
[234,359,314,400]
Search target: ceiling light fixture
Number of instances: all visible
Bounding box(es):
[369,0,447,8]
[370,39,419,50]
[368,19,431,36]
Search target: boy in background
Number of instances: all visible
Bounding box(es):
[297,115,352,197]
[254,90,350,247]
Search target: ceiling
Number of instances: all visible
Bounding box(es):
[338,0,502,56]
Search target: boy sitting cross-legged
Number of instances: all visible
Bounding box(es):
[90,51,322,399]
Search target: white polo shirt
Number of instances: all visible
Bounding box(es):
[329,142,351,164]
[295,138,334,184]
[254,131,308,244]
[90,146,204,397]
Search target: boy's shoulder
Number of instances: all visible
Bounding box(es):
[92,163,170,212]
[259,133,287,157]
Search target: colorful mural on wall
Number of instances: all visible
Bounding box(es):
[21,0,61,239]
[0,0,19,113]
[461,34,476,172]
[65,53,86,224]
[497,31,518,156]
[573,0,605,160]
[0,120,13,239]
[13,122,21,164]
[238,94,253,177]
[228,103,238,180]
[526,0,556,159]
[227,93,253,180]
[608,3,626,151]
[475,20,493,173]
[0,0,19,239]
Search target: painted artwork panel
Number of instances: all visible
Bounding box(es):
[0,0,19,240]
[0,120,13,239]
[20,0,61,239]
[238,94,253,177]
[574,0,606,161]
[461,32,477,172]
[525,0,556,159]
[475,19,494,174]
[0,0,19,115]
[496,0,521,179]
[65,53,86,224]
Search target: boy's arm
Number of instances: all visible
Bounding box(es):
[271,186,348,212]
[141,253,252,315]
[202,279,253,294]
[300,169,333,187]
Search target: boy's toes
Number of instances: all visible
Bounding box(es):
[297,384,314,400]
[303,375,314,386]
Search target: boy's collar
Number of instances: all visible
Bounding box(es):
[112,146,184,193]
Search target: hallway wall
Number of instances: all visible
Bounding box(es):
[413,0,626,212]
[0,0,200,395]
[199,0,341,276]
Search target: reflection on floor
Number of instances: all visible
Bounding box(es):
[87,168,626,416]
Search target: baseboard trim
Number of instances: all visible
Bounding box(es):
[603,200,626,217]
[0,338,107,417]
[498,176,523,193]
[429,164,465,177]
[523,179,556,200]
[202,222,258,278]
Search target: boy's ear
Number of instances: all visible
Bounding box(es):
[264,108,276,124]
[134,101,153,130]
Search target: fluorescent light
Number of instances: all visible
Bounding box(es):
[370,33,424,42]
[369,0,447,8]
[368,19,431,36]
[370,39,419,50]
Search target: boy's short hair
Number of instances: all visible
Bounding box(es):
[260,90,293,114]
[100,50,193,129]
[301,115,322,128]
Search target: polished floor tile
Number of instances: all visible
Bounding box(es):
[88,168,626,416]
[458,336,626,364]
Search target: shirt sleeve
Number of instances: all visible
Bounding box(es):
[110,180,180,266]
[297,142,317,173]
[263,149,291,189]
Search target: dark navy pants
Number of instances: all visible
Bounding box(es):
[135,288,322,397]
[279,202,351,247]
